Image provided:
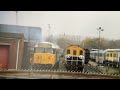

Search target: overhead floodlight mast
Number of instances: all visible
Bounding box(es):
[97,27,104,66]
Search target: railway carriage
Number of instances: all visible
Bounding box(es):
[90,49,120,68]
[105,50,120,68]
[90,50,105,64]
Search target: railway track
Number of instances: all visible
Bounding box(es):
[0,62,118,79]
[84,64,103,74]
[0,69,119,79]
[30,62,104,73]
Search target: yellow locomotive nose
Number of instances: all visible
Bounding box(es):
[47,55,55,64]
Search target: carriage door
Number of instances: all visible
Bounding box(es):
[117,53,120,64]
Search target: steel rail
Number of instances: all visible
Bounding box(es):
[0,70,119,79]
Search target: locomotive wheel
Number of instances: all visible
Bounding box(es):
[103,61,106,66]
[65,64,71,71]
[71,66,76,71]
[113,63,117,68]
[77,65,83,72]
[77,67,83,72]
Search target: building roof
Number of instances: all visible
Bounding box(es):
[0,24,42,41]
[0,32,24,39]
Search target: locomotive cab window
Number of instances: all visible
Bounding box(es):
[53,49,56,54]
[34,48,45,53]
[46,48,54,54]
[73,50,76,55]
[34,48,36,53]
[67,49,70,54]
[34,48,54,54]
[80,50,83,55]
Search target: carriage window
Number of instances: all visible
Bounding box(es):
[99,53,102,57]
[95,53,96,56]
[110,53,112,57]
[113,54,116,57]
[95,53,98,56]
[73,50,76,55]
[106,54,109,57]
[67,49,70,54]
[80,50,83,55]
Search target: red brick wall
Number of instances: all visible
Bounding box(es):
[0,38,24,69]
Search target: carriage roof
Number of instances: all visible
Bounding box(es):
[90,49,120,54]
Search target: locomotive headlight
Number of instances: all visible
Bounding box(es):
[79,55,82,59]
[79,55,84,59]
[67,56,70,58]
[66,54,70,58]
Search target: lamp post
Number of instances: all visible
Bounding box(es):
[97,27,104,66]
[13,11,18,25]
[15,11,18,25]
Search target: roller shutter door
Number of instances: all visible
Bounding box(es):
[0,45,9,69]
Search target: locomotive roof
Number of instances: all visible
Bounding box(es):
[35,42,60,49]
[66,45,82,47]
[104,49,120,52]
[65,45,84,50]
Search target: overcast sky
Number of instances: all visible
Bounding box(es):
[0,11,120,40]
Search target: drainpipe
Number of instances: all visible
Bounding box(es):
[16,39,20,70]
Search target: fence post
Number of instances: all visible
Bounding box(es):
[119,57,120,74]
